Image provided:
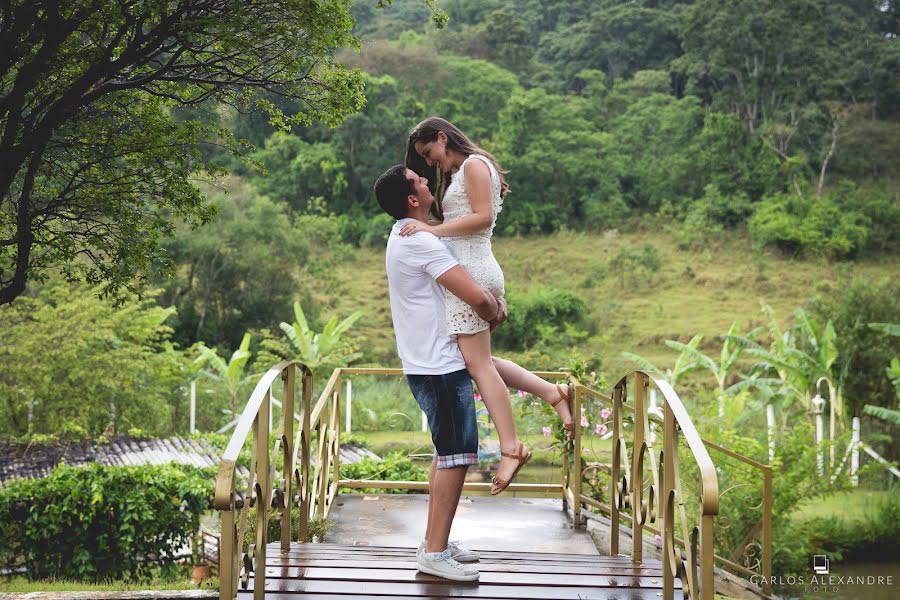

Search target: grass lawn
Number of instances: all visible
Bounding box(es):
[322,228,899,378]
[790,488,896,524]
[0,577,214,592]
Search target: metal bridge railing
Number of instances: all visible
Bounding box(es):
[211,364,772,600]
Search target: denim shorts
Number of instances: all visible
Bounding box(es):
[406,369,478,469]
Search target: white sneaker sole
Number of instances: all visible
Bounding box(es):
[416,562,479,582]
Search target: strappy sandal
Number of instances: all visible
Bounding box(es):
[548,383,575,438]
[490,442,532,496]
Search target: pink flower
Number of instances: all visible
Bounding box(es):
[474,392,482,401]
[581,415,589,427]
[595,423,608,436]
[543,426,552,437]
[654,534,662,542]
[517,389,527,397]
[600,407,611,420]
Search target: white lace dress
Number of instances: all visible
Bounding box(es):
[440,154,505,337]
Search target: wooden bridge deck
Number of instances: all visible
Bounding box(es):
[240,542,681,599]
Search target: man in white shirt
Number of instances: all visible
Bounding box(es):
[374,164,506,582]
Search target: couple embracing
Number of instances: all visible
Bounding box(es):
[373,118,575,582]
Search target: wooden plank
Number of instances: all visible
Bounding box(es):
[247,542,682,598]
[268,547,633,562]
[260,558,665,576]
[267,553,641,568]
[243,578,680,598]
[268,544,612,561]
[276,543,602,557]
[255,566,669,588]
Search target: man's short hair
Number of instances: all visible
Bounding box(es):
[374,164,412,220]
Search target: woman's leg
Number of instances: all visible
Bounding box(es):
[492,356,573,428]
[457,330,527,489]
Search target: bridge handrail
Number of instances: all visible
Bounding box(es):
[213,361,309,600]
[212,365,776,600]
[568,370,719,600]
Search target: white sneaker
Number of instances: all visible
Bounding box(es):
[416,549,479,581]
[417,540,480,563]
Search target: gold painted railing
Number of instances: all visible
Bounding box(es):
[213,361,328,600]
[568,371,773,599]
[212,365,774,600]
[567,371,720,599]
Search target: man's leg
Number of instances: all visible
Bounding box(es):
[424,455,437,543]
[424,464,467,553]
[407,370,478,553]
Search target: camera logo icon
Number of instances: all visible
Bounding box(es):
[813,554,829,575]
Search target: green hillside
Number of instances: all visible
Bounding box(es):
[318,227,900,377]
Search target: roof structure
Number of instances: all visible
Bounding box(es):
[0,436,222,485]
[0,437,380,485]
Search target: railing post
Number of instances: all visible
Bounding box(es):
[345,378,352,434]
[610,383,623,556]
[632,373,646,564]
[572,383,582,529]
[331,374,342,512]
[253,395,269,600]
[298,367,312,542]
[280,365,295,552]
[662,400,676,599]
[701,513,715,600]
[219,499,235,600]
[315,411,329,517]
[762,465,773,597]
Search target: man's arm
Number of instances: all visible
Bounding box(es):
[437,265,498,323]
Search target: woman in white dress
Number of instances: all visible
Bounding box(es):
[400,117,574,494]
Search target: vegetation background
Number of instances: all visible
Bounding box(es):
[1,0,898,591]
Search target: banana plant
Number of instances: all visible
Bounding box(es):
[279,302,363,371]
[194,332,255,416]
[665,321,783,418]
[866,322,900,409]
[863,402,900,426]
[724,305,842,426]
[621,334,704,388]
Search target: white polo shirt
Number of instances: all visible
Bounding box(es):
[385,219,467,375]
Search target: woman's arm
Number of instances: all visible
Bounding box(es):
[399,159,494,237]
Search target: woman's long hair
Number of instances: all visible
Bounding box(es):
[405,117,508,221]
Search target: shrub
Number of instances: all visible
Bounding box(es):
[492,287,587,351]
[606,243,662,284]
[831,181,900,254]
[336,212,395,247]
[749,191,870,258]
[0,464,213,581]
[339,451,427,493]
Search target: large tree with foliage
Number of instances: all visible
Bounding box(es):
[676,0,896,187]
[0,0,390,306]
[159,176,337,350]
[0,279,188,437]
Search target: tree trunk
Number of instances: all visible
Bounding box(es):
[816,109,840,199]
